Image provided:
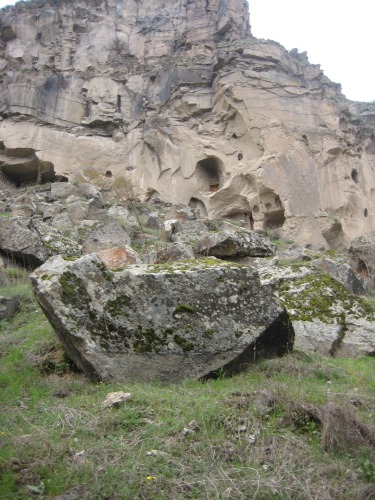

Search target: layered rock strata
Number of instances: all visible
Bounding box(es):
[0,0,374,249]
[31,254,294,382]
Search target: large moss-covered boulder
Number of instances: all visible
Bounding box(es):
[31,255,294,382]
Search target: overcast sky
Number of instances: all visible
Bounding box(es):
[251,0,374,102]
[0,0,373,102]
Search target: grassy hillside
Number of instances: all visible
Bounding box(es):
[0,265,374,499]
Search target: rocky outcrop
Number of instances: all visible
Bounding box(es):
[349,235,375,289]
[167,219,275,258]
[31,254,294,382]
[0,216,80,266]
[0,0,374,249]
[256,258,375,357]
[0,142,56,188]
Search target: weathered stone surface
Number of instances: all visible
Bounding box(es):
[196,229,276,258]
[168,219,275,258]
[31,255,294,382]
[165,204,196,222]
[349,235,375,289]
[97,246,140,268]
[152,243,195,264]
[50,183,79,201]
[261,262,375,357]
[31,220,82,259]
[0,0,374,250]
[0,216,49,266]
[338,318,375,358]
[293,320,344,356]
[103,391,132,408]
[82,219,131,254]
[0,216,81,266]
[314,256,366,295]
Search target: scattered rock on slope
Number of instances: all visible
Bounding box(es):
[31,255,294,382]
[169,220,276,258]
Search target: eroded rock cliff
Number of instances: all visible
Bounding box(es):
[0,0,374,249]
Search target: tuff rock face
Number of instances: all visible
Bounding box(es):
[0,0,374,249]
[31,254,294,382]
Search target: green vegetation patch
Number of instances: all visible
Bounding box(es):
[278,272,374,323]
[58,271,92,307]
[133,326,168,353]
[173,334,194,351]
[174,304,195,314]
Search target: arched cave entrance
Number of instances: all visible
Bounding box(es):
[188,197,207,217]
[196,156,223,194]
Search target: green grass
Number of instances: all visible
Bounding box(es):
[0,266,374,499]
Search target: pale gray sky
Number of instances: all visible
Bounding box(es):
[0,0,373,102]
[251,0,374,102]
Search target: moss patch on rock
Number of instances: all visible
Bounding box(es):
[59,271,91,307]
[278,272,374,324]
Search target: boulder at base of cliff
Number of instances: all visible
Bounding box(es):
[31,255,294,383]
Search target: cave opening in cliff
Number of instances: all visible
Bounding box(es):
[196,156,223,193]
[263,209,285,230]
[351,169,359,184]
[188,197,207,217]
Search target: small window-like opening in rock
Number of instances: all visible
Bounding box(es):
[356,259,368,278]
[36,32,42,41]
[117,95,121,112]
[364,208,368,217]
[253,205,259,214]
[263,209,285,230]
[196,156,223,193]
[275,195,282,208]
[351,169,359,183]
[302,134,308,146]
[54,175,68,183]
[232,133,238,139]
[238,152,243,161]
[188,197,207,217]
[265,202,272,212]
[73,24,87,34]
[105,170,113,178]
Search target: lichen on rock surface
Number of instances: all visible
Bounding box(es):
[31,254,294,382]
[256,255,375,357]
